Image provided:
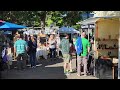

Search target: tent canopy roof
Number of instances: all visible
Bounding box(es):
[77,16,120,25]
[93,11,120,17]
[0,20,27,30]
[59,26,80,34]
[76,17,100,25]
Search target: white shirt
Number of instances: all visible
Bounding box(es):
[48,39,56,49]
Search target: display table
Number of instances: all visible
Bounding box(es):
[36,47,48,60]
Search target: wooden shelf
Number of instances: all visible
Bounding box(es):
[98,49,118,50]
[98,39,118,41]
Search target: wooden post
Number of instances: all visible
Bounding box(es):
[118,18,120,79]
[88,28,89,41]
[93,23,97,77]
[113,65,115,79]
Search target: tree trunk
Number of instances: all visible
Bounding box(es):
[40,11,47,32]
[41,20,45,31]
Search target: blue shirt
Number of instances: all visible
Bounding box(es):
[14,39,28,54]
[76,36,83,55]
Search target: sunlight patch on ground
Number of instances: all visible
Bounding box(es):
[27,64,42,67]
[45,63,63,67]
[66,73,99,79]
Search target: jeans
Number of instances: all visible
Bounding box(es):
[16,53,27,70]
[50,48,56,59]
[77,56,88,75]
[29,52,36,67]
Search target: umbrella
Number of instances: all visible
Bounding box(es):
[0,20,27,30]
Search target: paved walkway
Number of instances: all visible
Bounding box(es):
[1,57,112,79]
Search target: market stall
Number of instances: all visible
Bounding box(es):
[77,17,120,79]
[0,20,27,62]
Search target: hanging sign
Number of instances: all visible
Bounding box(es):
[81,24,95,29]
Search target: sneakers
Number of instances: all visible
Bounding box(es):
[77,74,81,76]
[31,66,36,68]
[65,72,70,75]
[69,70,73,73]
[64,70,71,75]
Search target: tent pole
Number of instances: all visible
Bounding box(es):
[93,22,98,77]
[88,28,89,41]
[118,18,120,79]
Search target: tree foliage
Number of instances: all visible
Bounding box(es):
[0,11,92,30]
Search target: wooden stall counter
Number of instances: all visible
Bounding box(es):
[112,58,118,79]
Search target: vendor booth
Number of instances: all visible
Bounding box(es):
[77,16,120,79]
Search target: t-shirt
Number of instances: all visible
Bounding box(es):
[81,38,90,56]
[28,40,37,53]
[49,39,56,49]
[60,38,70,54]
[14,39,28,54]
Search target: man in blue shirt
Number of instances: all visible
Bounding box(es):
[14,34,28,70]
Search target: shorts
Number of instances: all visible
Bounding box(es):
[16,53,27,61]
[63,54,70,63]
[69,55,72,60]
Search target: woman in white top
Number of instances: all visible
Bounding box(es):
[56,34,60,57]
[48,34,57,61]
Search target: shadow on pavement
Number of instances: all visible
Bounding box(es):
[1,57,68,79]
[1,66,67,79]
[38,57,63,67]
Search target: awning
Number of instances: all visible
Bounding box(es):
[0,20,27,30]
[76,16,120,25]
[93,11,120,17]
[76,17,100,25]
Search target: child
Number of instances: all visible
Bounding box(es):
[2,46,8,70]
[2,43,13,70]
[6,43,13,69]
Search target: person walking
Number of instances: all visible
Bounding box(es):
[73,36,78,71]
[69,40,76,73]
[28,35,37,68]
[14,34,28,70]
[48,34,57,61]
[77,32,90,76]
[56,34,60,57]
[60,34,70,75]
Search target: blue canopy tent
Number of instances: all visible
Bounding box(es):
[0,20,27,30]
[58,26,79,34]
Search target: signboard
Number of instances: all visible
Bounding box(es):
[81,25,89,29]
[81,24,95,29]
[89,24,95,28]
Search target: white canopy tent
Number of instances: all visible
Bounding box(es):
[23,29,39,35]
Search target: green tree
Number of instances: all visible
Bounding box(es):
[0,11,93,31]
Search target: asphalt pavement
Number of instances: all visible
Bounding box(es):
[1,57,112,79]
